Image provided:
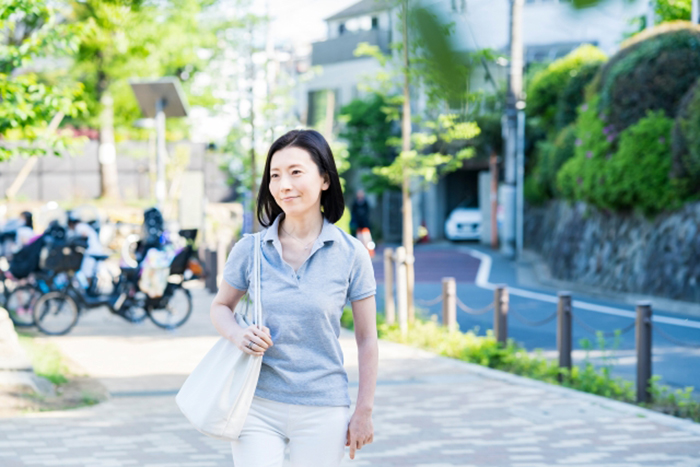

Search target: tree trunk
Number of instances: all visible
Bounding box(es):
[98,92,120,199]
[401,0,415,323]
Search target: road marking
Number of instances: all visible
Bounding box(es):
[463,247,700,331]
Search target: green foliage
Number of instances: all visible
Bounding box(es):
[558,109,678,215]
[372,318,698,422]
[0,0,87,160]
[67,0,220,135]
[598,22,700,130]
[655,0,692,22]
[352,3,482,196]
[672,79,700,196]
[18,334,70,385]
[556,95,614,202]
[374,115,480,189]
[554,62,602,130]
[527,124,578,204]
[338,94,396,194]
[526,45,607,130]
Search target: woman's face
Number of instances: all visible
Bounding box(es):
[269,146,329,218]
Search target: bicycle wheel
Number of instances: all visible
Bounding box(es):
[33,291,79,336]
[120,289,148,324]
[148,285,192,329]
[6,284,40,327]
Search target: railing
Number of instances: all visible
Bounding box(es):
[384,247,700,404]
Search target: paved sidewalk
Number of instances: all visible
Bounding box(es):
[1,288,700,467]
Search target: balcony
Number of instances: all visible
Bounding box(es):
[311,29,391,66]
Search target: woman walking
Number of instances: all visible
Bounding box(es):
[210,129,378,467]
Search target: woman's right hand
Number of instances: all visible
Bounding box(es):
[232,324,273,357]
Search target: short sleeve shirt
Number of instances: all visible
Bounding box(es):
[223,214,376,407]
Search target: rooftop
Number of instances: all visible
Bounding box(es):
[324,0,393,22]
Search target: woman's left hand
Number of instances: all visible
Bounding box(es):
[346,409,373,460]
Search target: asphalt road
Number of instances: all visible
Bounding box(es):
[373,243,700,396]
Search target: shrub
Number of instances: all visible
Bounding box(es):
[671,78,700,196]
[558,110,678,215]
[602,111,677,215]
[527,124,577,203]
[526,45,607,130]
[597,22,700,130]
[554,62,602,130]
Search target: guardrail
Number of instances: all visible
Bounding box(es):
[384,246,700,404]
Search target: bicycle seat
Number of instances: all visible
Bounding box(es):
[90,254,110,261]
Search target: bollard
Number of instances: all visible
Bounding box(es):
[205,248,218,293]
[557,292,573,381]
[442,277,457,332]
[395,247,408,336]
[494,285,508,345]
[636,301,653,404]
[384,248,396,325]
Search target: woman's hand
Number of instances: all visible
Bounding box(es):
[346,409,373,460]
[231,324,273,357]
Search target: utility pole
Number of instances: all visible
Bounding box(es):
[401,0,416,322]
[503,0,524,259]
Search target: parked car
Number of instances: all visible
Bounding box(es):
[445,201,481,241]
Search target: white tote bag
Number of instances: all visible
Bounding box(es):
[176,232,263,441]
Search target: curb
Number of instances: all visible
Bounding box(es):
[377,336,700,436]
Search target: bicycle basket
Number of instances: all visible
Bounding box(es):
[41,237,88,273]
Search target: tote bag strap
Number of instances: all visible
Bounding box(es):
[253,232,262,326]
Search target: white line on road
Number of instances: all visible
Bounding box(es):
[464,248,700,331]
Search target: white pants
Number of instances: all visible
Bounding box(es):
[231,396,350,467]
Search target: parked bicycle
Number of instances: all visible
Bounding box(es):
[32,227,202,335]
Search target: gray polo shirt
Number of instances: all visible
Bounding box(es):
[223,214,376,407]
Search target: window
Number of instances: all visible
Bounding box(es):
[371,16,378,29]
[339,23,346,35]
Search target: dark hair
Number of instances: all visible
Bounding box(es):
[20,211,33,230]
[257,129,344,227]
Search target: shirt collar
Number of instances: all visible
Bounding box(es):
[262,213,340,246]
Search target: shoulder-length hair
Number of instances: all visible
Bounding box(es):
[257,129,344,227]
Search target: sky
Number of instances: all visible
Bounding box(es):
[254,0,361,46]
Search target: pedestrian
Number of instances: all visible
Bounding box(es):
[210,129,378,467]
[350,189,370,237]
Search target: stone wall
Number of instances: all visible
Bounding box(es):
[524,200,700,302]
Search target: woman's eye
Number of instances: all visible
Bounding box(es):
[292,170,301,175]
[271,174,279,178]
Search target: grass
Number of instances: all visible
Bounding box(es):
[341,308,700,423]
[17,333,71,385]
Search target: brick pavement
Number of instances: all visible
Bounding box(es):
[1,288,699,467]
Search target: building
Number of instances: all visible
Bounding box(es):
[298,0,649,242]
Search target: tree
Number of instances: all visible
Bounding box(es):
[67,0,219,199]
[355,2,481,321]
[0,0,86,161]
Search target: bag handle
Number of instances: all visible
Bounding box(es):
[253,232,262,326]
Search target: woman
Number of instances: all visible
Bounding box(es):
[210,130,378,467]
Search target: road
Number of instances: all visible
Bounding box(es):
[374,243,700,395]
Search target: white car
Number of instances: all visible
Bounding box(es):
[445,205,482,241]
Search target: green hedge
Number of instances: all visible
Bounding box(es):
[672,78,700,196]
[597,22,700,131]
[525,124,577,204]
[554,62,602,131]
[558,109,678,215]
[526,45,607,131]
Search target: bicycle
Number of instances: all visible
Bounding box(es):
[32,230,200,334]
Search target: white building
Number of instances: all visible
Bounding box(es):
[299,0,648,242]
